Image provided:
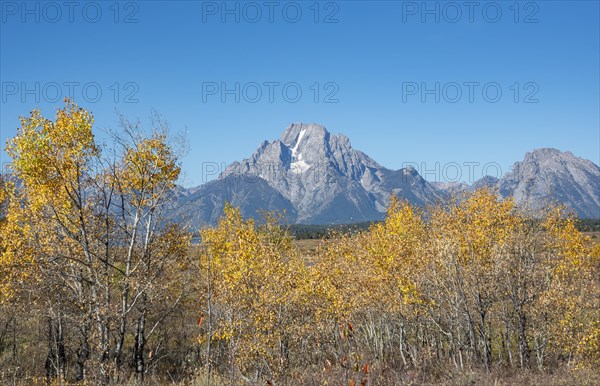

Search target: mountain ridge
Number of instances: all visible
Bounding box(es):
[172,124,600,227]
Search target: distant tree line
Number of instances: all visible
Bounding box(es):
[287,221,377,239]
[577,218,600,232]
[289,217,600,240]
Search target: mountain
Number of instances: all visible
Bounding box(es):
[172,174,297,226]
[496,148,600,218]
[173,125,600,227]
[432,176,499,195]
[440,148,600,218]
[175,123,444,226]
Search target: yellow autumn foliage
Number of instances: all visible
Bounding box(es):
[199,204,308,378]
[198,188,600,378]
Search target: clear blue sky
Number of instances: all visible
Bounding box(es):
[1,1,598,187]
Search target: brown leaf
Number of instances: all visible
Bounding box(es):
[361,363,369,374]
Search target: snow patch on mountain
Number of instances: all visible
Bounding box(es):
[291,128,306,158]
[290,128,311,173]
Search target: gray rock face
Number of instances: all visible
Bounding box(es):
[497,148,600,218]
[433,176,498,196]
[172,174,296,227]
[219,123,442,224]
[174,125,600,227]
[436,148,600,218]
[472,175,500,191]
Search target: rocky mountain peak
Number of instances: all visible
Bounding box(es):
[497,148,600,217]
[219,123,421,223]
[521,148,575,165]
[526,147,563,157]
[280,123,328,147]
[174,129,600,227]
